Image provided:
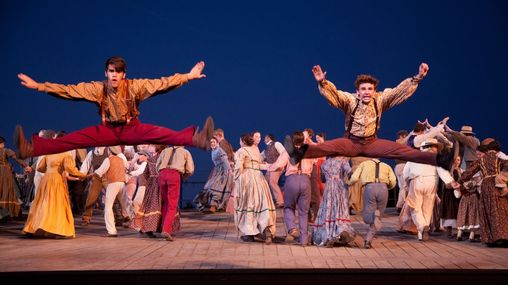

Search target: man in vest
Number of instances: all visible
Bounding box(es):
[349,158,396,249]
[93,146,129,237]
[288,63,450,169]
[262,134,286,208]
[15,56,214,159]
[156,146,194,241]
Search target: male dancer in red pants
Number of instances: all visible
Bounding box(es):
[287,62,449,168]
[15,56,213,158]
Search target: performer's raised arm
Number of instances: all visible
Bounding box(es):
[380,63,429,111]
[136,61,206,100]
[312,65,354,112]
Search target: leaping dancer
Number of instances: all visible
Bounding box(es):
[15,56,214,158]
[286,62,449,168]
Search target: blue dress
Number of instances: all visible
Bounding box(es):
[194,146,232,211]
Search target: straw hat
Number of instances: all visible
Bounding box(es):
[420,138,443,151]
[460,125,475,135]
[481,138,494,146]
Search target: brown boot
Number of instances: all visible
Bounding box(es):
[14,125,34,159]
[192,116,214,150]
[264,228,272,245]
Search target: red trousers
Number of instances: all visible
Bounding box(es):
[158,168,181,235]
[304,136,438,166]
[32,118,195,156]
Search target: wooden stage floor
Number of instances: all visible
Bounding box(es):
[1,207,507,284]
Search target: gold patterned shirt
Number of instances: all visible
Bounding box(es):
[37,74,189,123]
[318,77,420,137]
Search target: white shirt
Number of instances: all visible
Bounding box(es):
[129,161,147,177]
[403,161,454,184]
[79,147,107,174]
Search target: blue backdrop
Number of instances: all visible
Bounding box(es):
[1,0,507,180]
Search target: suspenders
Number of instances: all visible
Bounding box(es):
[100,80,137,125]
[167,147,177,169]
[371,159,381,183]
[347,97,380,136]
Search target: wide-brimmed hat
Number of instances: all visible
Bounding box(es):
[481,138,495,146]
[460,125,475,135]
[420,138,443,151]
[109,145,122,155]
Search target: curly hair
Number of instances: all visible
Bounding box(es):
[354,74,379,90]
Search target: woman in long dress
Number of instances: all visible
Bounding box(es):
[440,155,462,237]
[130,149,162,237]
[234,133,276,244]
[0,136,31,220]
[312,156,356,247]
[456,171,481,242]
[194,137,232,213]
[461,140,508,246]
[23,151,86,238]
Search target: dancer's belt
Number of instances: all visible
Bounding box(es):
[345,132,377,141]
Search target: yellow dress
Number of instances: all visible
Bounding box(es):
[23,152,85,238]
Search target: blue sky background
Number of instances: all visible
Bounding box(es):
[1,0,507,181]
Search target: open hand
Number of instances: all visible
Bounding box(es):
[437,116,449,126]
[188,61,206,80]
[417,63,429,79]
[18,73,39,89]
[312,65,326,83]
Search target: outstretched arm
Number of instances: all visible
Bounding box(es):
[18,73,102,102]
[136,61,207,100]
[444,125,480,150]
[380,62,429,111]
[312,65,354,112]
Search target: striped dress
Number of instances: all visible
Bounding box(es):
[233,146,276,236]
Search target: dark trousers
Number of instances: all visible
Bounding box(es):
[304,136,437,165]
[283,174,311,245]
[68,180,86,215]
[32,118,195,156]
[82,175,105,222]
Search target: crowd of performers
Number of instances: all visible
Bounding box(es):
[0,57,507,248]
[1,124,507,248]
